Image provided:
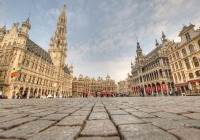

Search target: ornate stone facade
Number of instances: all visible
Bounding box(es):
[0,4,73,99]
[130,32,174,96]
[167,24,200,93]
[72,75,117,97]
[118,78,129,95]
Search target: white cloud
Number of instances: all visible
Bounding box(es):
[2,0,200,83]
[0,0,7,25]
[72,56,133,82]
[67,0,200,83]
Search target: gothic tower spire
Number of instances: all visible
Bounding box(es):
[155,38,159,47]
[49,3,67,68]
[136,41,143,57]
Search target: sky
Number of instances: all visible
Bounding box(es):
[0,0,200,82]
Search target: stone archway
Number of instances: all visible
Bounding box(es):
[24,87,29,99]
[19,87,24,99]
[30,88,34,98]
[34,88,38,98]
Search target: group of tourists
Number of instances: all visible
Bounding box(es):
[138,87,181,97]
[12,91,27,99]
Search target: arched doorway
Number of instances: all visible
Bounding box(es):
[34,89,38,98]
[24,87,29,99]
[30,88,34,98]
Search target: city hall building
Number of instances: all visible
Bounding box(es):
[0,4,73,99]
[118,78,129,95]
[167,24,200,93]
[130,32,174,96]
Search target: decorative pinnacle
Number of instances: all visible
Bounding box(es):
[63,0,66,8]
[155,38,159,46]
[137,41,140,48]
[162,31,167,41]
[162,31,165,37]
[2,23,6,30]
[70,63,73,68]
[26,14,30,24]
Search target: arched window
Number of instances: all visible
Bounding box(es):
[185,58,191,69]
[182,49,187,56]
[176,51,180,58]
[172,54,176,60]
[174,73,178,83]
[193,57,199,67]
[189,73,194,79]
[189,44,195,53]
[178,72,182,80]
[196,71,200,77]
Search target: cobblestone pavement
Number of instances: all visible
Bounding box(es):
[0,97,200,140]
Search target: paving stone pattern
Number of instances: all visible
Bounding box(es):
[0,97,200,140]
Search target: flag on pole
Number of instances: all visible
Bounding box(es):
[11,68,21,77]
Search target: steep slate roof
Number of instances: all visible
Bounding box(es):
[26,39,53,64]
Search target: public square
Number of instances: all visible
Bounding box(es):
[0,97,200,140]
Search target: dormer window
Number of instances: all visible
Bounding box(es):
[185,32,191,41]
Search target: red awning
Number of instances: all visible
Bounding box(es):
[152,86,156,91]
[189,79,200,83]
[175,83,188,87]
[162,84,166,91]
[157,85,161,91]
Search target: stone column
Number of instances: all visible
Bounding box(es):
[161,84,164,96]
[21,88,25,98]
[36,90,39,98]
[158,71,161,79]
[188,83,192,91]
[196,82,200,90]
[26,88,30,99]
[162,70,166,78]
[155,85,158,96]
[143,86,147,96]
[166,84,169,96]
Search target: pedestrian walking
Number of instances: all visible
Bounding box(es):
[140,88,144,97]
[86,91,88,98]
[106,90,109,97]
[101,91,103,97]
[83,91,85,98]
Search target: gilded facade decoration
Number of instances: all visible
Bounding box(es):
[72,75,117,97]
